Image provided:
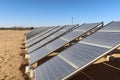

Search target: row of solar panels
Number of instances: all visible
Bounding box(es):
[25,21,120,80]
[26,27,53,39]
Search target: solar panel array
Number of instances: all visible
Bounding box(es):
[27,25,80,52]
[25,21,120,80]
[28,23,102,65]
[26,26,64,47]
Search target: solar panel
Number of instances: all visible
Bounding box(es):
[62,31,83,41]
[26,27,57,43]
[26,27,48,35]
[28,37,53,53]
[51,31,65,37]
[81,21,120,47]
[26,27,51,39]
[47,39,67,51]
[26,26,64,47]
[26,28,46,39]
[29,39,67,64]
[75,22,102,30]
[60,43,109,67]
[81,32,120,47]
[61,24,79,31]
[30,46,50,65]
[26,26,60,43]
[27,34,67,54]
[32,28,50,35]
[35,56,75,80]
[26,28,43,35]
[102,21,120,30]
[62,22,102,41]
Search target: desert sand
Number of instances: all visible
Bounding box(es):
[0,30,28,80]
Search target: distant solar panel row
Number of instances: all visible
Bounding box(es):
[26,26,64,47]
[26,27,57,42]
[25,21,120,80]
[26,27,52,39]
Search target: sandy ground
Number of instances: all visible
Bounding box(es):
[0,30,28,80]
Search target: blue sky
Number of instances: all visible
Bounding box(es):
[0,0,120,27]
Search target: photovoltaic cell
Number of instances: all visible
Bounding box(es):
[81,32,120,47]
[26,27,49,40]
[26,27,57,43]
[35,56,75,80]
[47,39,67,51]
[62,22,102,41]
[102,21,120,30]
[26,28,40,37]
[30,46,50,64]
[38,37,55,47]
[52,31,65,37]
[28,27,52,38]
[26,27,50,35]
[29,39,67,64]
[76,22,101,30]
[30,27,51,38]
[28,37,53,53]
[81,21,120,47]
[62,31,84,41]
[60,43,109,67]
[62,25,78,30]
[26,27,63,47]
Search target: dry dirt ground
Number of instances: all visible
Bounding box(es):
[0,30,28,80]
